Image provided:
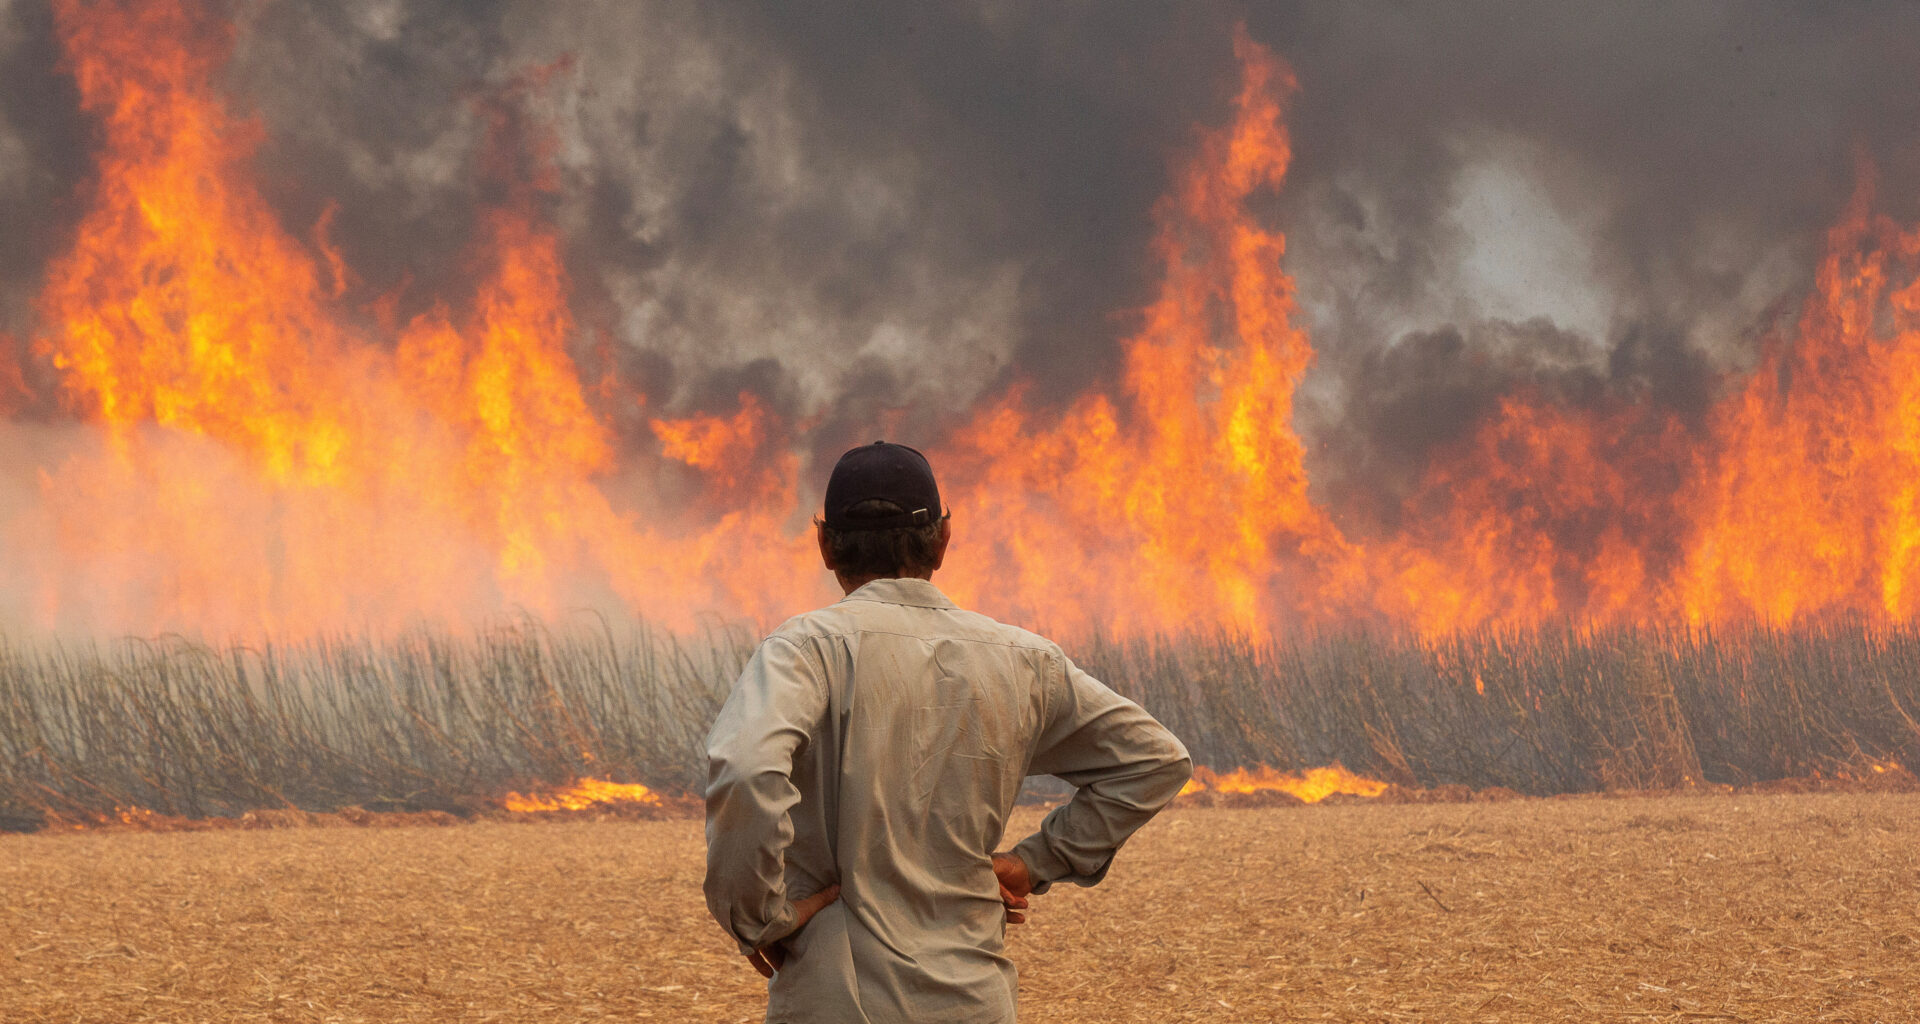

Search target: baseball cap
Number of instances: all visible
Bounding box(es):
[822,441,943,531]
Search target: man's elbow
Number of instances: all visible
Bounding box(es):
[1158,753,1193,802]
[1146,736,1193,806]
[1104,730,1191,809]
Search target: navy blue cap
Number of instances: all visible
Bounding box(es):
[823,441,942,531]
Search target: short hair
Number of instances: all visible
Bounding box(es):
[818,499,949,577]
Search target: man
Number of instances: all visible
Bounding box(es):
[704,441,1192,1023]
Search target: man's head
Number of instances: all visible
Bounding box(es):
[816,441,951,589]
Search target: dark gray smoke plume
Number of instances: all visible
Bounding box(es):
[4,0,1920,517]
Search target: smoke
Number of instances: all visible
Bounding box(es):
[0,0,85,349]
[4,0,1920,528]
[214,1,1220,454]
[1261,1,1920,515]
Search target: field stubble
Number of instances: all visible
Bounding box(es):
[4,792,1917,1024]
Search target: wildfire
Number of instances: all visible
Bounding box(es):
[10,5,1920,641]
[17,0,820,637]
[934,26,1356,635]
[934,26,1920,634]
[501,779,662,813]
[1180,764,1389,803]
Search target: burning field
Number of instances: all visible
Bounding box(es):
[9,7,1920,1020]
[0,4,1918,827]
[8,2,1920,638]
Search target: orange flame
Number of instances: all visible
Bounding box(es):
[501,779,662,813]
[934,26,1356,634]
[935,26,1920,636]
[1180,764,1389,803]
[20,0,820,636]
[16,6,1920,642]
[1365,167,1920,630]
[1670,174,1920,624]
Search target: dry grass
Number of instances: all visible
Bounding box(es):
[5,793,1917,1023]
[8,622,1920,830]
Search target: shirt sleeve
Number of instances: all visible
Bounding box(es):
[1010,655,1192,894]
[703,635,829,954]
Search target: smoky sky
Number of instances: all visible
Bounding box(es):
[3,0,1919,518]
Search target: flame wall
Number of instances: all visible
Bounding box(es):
[2,2,1920,638]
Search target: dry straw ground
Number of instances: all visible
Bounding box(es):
[4,793,1917,1023]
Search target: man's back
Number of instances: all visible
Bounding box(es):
[705,577,1190,1024]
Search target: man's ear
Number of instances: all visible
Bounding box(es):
[816,521,837,572]
[928,517,952,572]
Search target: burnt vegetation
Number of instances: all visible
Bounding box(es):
[2,621,1918,832]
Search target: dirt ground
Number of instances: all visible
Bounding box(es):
[4,792,1916,1023]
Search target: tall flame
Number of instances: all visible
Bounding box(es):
[934,28,1357,635]
[1673,176,1920,623]
[14,6,1920,640]
[935,26,1920,635]
[1367,172,1920,630]
[21,0,820,636]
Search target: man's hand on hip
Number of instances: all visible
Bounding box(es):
[746,884,841,979]
[992,852,1032,925]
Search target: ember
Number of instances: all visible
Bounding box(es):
[1181,764,1389,804]
[502,779,661,813]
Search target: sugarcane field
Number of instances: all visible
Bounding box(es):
[6,2,1920,1023]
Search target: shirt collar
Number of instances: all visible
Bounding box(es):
[838,577,958,610]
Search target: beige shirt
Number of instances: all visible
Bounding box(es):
[704,577,1191,1024]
